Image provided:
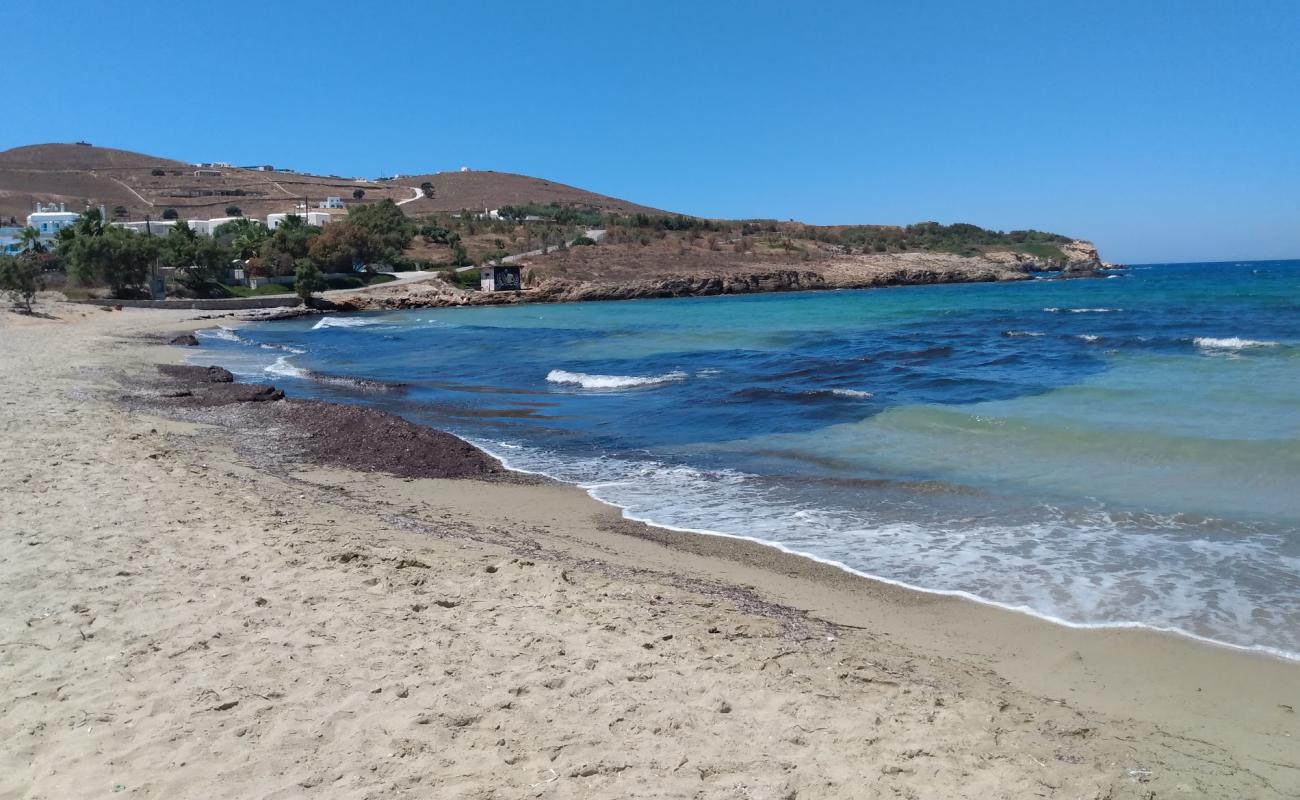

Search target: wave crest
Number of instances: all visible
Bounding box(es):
[312,317,379,330]
[1193,336,1279,351]
[547,369,686,389]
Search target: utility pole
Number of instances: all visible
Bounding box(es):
[146,213,162,300]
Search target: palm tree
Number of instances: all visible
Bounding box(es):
[17,226,45,254]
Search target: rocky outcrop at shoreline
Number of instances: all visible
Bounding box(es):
[331,241,1108,311]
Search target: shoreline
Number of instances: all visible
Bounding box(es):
[184,315,1300,728]
[475,437,1300,665]
[205,306,1297,666]
[4,302,1298,798]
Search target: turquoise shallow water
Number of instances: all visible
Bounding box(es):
[197,261,1300,657]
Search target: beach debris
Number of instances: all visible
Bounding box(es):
[433,599,458,608]
[168,334,199,346]
[394,557,429,570]
[717,700,732,714]
[529,768,558,788]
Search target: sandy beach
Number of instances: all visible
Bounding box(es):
[2,301,1298,800]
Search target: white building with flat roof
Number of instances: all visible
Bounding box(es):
[26,203,80,236]
[267,212,331,229]
[115,220,177,236]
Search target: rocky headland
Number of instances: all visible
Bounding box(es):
[334,240,1107,311]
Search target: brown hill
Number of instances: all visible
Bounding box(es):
[0,143,666,225]
[395,170,667,216]
[0,143,186,172]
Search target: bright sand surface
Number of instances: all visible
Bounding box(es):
[1,302,1297,799]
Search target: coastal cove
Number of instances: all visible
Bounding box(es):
[197,260,1300,661]
[1,302,1297,798]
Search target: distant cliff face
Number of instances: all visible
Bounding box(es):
[980,239,1103,274]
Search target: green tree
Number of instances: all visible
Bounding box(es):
[64,224,158,297]
[260,216,321,276]
[345,199,413,264]
[0,253,45,313]
[225,205,242,217]
[162,208,179,220]
[294,259,324,306]
[215,217,271,259]
[450,240,470,267]
[307,221,381,272]
[352,188,365,200]
[160,221,231,293]
[112,205,129,219]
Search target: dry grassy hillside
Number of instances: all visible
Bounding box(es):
[381,170,666,217]
[0,143,415,223]
[0,144,665,225]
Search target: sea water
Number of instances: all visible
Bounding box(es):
[196,261,1300,658]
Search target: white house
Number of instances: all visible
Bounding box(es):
[266,212,330,230]
[204,217,245,233]
[26,203,80,236]
[190,217,257,236]
[115,220,177,236]
[318,196,344,209]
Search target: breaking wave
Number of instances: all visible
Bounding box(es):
[264,355,309,379]
[312,316,381,330]
[1193,336,1279,351]
[547,369,687,389]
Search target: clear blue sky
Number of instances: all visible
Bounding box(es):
[8,0,1298,263]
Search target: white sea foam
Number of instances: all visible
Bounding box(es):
[464,439,1300,662]
[312,316,380,330]
[261,343,307,354]
[198,325,244,342]
[830,388,874,398]
[1076,334,1102,342]
[264,355,308,378]
[1193,336,1279,351]
[1044,307,1123,313]
[546,369,686,389]
[1003,330,1045,338]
